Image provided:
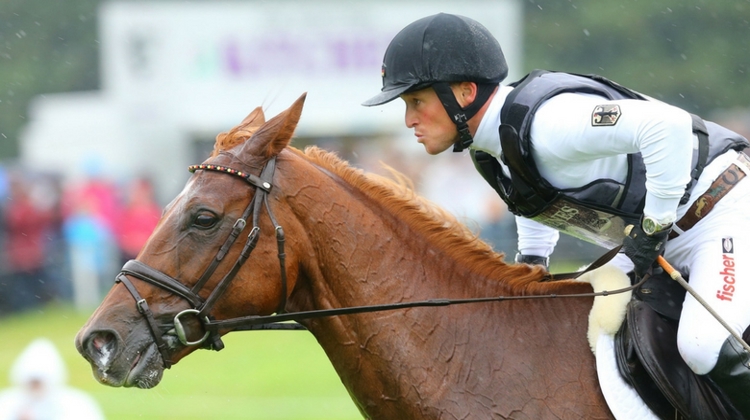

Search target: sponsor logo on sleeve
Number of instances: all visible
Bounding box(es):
[717,238,736,302]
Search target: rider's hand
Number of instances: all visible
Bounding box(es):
[622,220,670,278]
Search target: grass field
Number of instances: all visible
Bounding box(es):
[0,304,363,420]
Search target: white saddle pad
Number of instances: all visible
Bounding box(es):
[580,264,660,420]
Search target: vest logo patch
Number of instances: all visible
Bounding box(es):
[592,104,622,126]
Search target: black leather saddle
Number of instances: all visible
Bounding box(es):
[614,270,749,419]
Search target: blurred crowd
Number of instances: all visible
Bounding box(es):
[0,164,161,316]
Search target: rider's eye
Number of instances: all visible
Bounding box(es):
[193,213,218,229]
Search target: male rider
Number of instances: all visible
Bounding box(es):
[363,13,750,418]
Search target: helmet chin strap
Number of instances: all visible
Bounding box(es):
[432,82,497,152]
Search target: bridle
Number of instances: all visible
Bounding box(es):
[116,157,289,368]
[114,155,639,370]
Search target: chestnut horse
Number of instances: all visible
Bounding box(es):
[76,94,613,419]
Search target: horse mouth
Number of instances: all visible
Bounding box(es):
[124,342,164,389]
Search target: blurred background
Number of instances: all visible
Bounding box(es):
[0,0,748,418]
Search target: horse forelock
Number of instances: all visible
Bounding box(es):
[295,146,564,293]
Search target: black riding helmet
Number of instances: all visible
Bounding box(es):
[362,13,508,151]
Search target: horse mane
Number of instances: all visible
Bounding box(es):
[295,146,562,294]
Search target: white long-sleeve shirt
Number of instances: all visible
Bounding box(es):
[471,84,697,257]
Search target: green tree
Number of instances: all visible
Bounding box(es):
[0,0,100,160]
[524,0,750,113]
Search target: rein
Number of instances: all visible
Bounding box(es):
[115,157,641,368]
[210,245,640,333]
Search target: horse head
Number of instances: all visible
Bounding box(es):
[75,94,310,388]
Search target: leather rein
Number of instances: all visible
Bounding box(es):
[115,156,640,369]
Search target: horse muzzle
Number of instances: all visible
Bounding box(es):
[75,325,168,389]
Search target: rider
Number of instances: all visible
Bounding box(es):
[362,12,750,417]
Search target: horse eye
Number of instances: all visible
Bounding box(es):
[193,213,218,229]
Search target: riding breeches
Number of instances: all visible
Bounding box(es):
[666,151,750,374]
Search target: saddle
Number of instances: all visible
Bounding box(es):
[615,270,750,419]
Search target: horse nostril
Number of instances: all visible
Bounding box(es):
[92,333,111,351]
[86,331,118,366]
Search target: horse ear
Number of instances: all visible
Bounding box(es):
[240,106,266,128]
[244,93,306,159]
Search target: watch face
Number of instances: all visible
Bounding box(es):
[642,217,658,235]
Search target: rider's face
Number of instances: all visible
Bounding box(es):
[400,87,459,155]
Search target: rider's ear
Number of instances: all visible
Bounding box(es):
[243,93,307,159]
[456,82,478,107]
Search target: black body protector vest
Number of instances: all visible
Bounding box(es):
[471,70,750,248]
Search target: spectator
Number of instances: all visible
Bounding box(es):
[60,164,119,311]
[1,174,55,313]
[0,165,10,314]
[62,194,114,311]
[114,178,161,265]
[0,338,105,420]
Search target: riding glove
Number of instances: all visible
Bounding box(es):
[622,221,670,278]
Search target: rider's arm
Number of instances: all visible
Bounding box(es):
[515,216,559,264]
[531,93,694,225]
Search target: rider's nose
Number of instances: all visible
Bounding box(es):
[405,109,418,129]
[78,329,119,368]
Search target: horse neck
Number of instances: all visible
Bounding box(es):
[281,157,520,310]
[277,154,601,418]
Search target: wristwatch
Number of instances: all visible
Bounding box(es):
[514,253,550,269]
[641,216,672,236]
